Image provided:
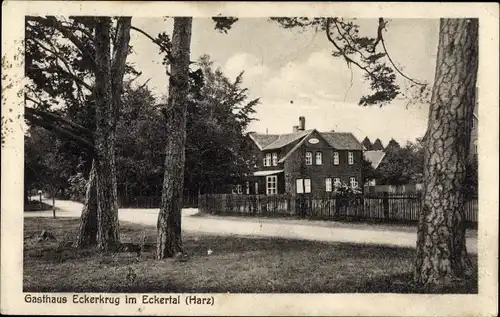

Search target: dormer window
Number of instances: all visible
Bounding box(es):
[348,152,354,165]
[272,153,278,166]
[305,152,313,165]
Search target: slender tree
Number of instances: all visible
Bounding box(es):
[156,17,193,259]
[415,18,478,285]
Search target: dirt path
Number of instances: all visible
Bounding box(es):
[26,198,477,254]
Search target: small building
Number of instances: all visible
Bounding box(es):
[363,150,386,186]
[245,116,363,195]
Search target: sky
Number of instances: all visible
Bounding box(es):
[127,18,440,145]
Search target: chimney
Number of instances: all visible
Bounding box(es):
[298,116,306,131]
[293,125,299,133]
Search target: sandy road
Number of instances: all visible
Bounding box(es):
[26,198,477,254]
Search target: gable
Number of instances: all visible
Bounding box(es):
[363,150,386,169]
[247,132,279,150]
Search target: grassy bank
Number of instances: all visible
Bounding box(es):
[24,217,477,293]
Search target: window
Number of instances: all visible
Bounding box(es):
[236,185,242,194]
[333,152,339,165]
[246,182,250,195]
[315,152,322,165]
[266,175,277,195]
[296,179,304,194]
[305,152,313,165]
[264,153,272,167]
[254,182,259,194]
[304,179,311,193]
[350,177,358,188]
[348,152,354,165]
[471,119,475,129]
[272,152,278,166]
[296,178,311,194]
[325,178,332,192]
[333,177,341,186]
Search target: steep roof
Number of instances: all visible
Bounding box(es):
[264,130,312,150]
[247,133,280,150]
[321,132,363,150]
[363,150,386,169]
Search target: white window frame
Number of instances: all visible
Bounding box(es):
[296,178,311,194]
[315,152,322,165]
[264,153,272,167]
[304,179,311,193]
[272,152,278,166]
[236,185,242,194]
[254,182,259,194]
[333,152,339,165]
[348,151,354,165]
[325,178,332,192]
[266,175,277,195]
[305,151,313,165]
[350,177,358,188]
[296,179,304,194]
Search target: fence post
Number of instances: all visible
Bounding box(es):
[383,192,389,219]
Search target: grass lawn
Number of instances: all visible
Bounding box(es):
[24,217,478,294]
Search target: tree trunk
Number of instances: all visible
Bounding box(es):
[156,17,192,259]
[75,160,98,248]
[74,17,131,249]
[111,17,132,124]
[415,19,478,285]
[52,190,56,218]
[94,17,120,249]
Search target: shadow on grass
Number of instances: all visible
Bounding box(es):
[23,217,478,294]
[24,201,54,212]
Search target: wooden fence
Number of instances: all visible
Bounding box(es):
[198,193,478,224]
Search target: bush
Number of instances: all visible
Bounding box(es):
[67,173,87,202]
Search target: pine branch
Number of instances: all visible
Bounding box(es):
[28,38,93,91]
[29,16,97,70]
[24,111,94,152]
[380,35,427,86]
[325,18,377,81]
[25,96,94,137]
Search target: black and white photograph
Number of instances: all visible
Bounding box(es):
[1,1,498,316]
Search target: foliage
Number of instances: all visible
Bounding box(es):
[333,182,363,196]
[362,157,380,183]
[463,155,478,199]
[115,81,165,198]
[24,126,75,200]
[361,136,373,150]
[184,55,260,194]
[385,138,401,151]
[212,16,239,34]
[67,172,88,202]
[376,140,424,185]
[371,138,384,151]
